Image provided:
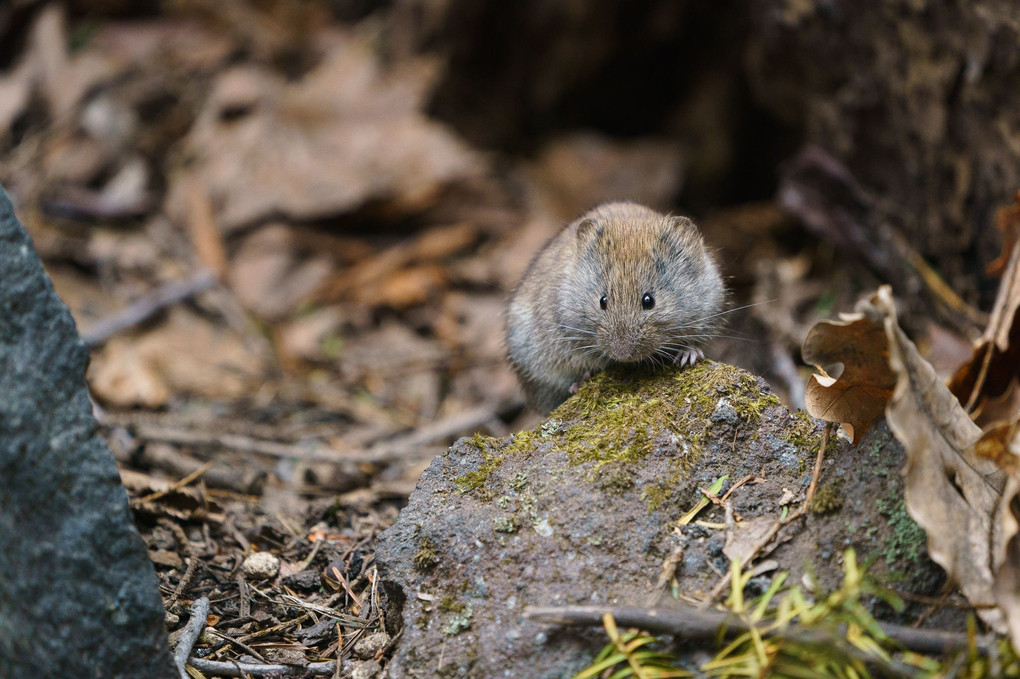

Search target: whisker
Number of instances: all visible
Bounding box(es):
[555,324,596,335]
[687,300,777,325]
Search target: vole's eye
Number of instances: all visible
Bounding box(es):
[642,293,655,310]
[599,295,608,310]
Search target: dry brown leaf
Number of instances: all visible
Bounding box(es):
[166,30,480,231]
[89,307,267,407]
[995,472,1020,651]
[949,191,1020,419]
[987,191,1020,277]
[120,468,221,522]
[317,221,479,303]
[31,5,112,121]
[871,286,1007,633]
[801,305,895,443]
[370,264,446,310]
[722,516,778,564]
[228,225,334,321]
[973,420,1020,648]
[0,58,33,138]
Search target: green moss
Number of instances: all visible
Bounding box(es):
[597,466,636,492]
[413,536,439,571]
[438,596,464,614]
[876,496,926,568]
[458,362,775,514]
[811,483,844,514]
[454,434,503,493]
[785,410,824,451]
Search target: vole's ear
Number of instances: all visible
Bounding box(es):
[666,215,697,234]
[663,215,704,249]
[575,218,602,241]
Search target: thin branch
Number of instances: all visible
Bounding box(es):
[173,597,210,679]
[187,658,337,677]
[82,269,218,346]
[115,404,496,463]
[524,604,988,656]
[134,461,214,505]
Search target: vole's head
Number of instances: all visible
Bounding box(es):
[562,202,724,364]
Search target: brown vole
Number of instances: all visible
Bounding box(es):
[506,202,725,413]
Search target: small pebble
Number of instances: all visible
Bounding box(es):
[351,659,382,679]
[241,552,279,580]
[353,631,391,659]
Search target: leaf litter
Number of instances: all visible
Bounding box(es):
[803,204,1020,647]
[2,1,1019,675]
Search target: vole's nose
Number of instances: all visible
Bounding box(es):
[606,333,643,362]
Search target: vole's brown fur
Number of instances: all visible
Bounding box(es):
[506,202,725,413]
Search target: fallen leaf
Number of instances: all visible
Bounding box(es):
[994,472,1020,651]
[949,191,1020,421]
[89,307,267,407]
[722,517,777,564]
[317,221,479,303]
[372,264,446,310]
[0,58,33,139]
[166,30,481,231]
[872,286,1007,634]
[801,303,895,443]
[185,178,228,277]
[229,224,334,321]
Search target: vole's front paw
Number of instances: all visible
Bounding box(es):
[674,347,704,367]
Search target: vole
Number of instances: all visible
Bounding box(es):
[506,202,725,413]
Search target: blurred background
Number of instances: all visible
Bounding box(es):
[1,0,1016,540]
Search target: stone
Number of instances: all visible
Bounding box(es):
[352,631,390,659]
[0,187,176,678]
[377,362,951,677]
[241,551,280,580]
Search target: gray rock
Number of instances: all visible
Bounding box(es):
[377,362,949,677]
[0,187,176,678]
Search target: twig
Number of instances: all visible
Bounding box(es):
[330,566,363,608]
[237,574,251,620]
[720,475,763,503]
[205,628,267,663]
[187,658,337,677]
[802,423,832,512]
[134,461,214,505]
[166,557,199,613]
[161,518,196,612]
[646,542,685,605]
[82,269,218,346]
[119,404,496,463]
[913,581,956,628]
[524,604,988,656]
[173,597,210,679]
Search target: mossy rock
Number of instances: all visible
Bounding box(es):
[377,362,950,678]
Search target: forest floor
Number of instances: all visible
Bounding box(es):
[0,2,989,675]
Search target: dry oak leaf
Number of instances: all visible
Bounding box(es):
[872,286,1008,635]
[802,302,896,443]
[88,307,267,407]
[166,30,481,231]
[949,190,1020,421]
[974,420,1020,650]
